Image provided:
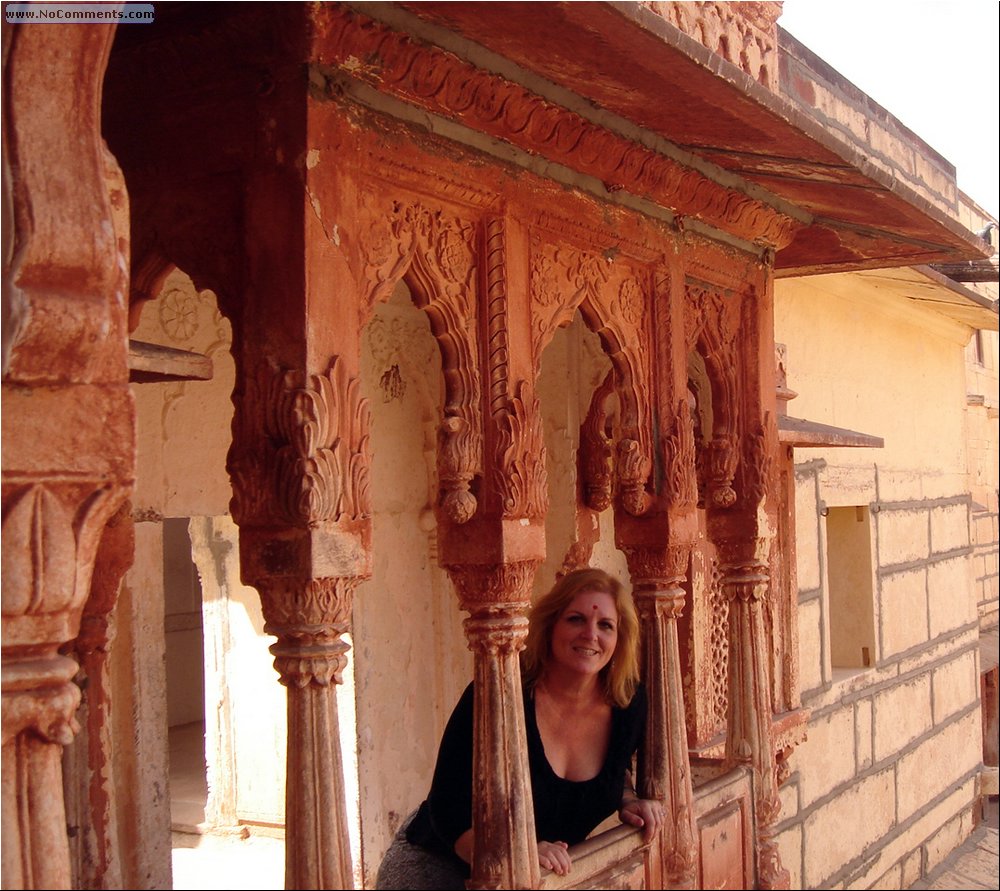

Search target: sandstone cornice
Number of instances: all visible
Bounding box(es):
[312,4,801,250]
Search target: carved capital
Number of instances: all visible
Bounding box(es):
[623,546,690,619]
[719,560,769,604]
[463,611,530,658]
[445,561,537,613]
[257,577,358,687]
[1,655,81,746]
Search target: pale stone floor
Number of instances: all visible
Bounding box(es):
[169,722,284,890]
[169,722,998,890]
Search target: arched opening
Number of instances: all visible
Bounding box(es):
[123,267,285,886]
[353,279,472,888]
[535,312,630,600]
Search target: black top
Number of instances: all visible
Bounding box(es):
[406,681,647,863]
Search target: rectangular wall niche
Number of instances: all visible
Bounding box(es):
[826,505,877,670]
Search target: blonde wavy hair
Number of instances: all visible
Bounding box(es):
[521,568,640,708]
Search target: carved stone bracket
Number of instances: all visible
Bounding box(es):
[738,412,777,511]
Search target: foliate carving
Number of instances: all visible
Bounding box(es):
[259,577,358,687]
[445,560,538,612]
[579,371,615,512]
[623,546,690,619]
[663,399,698,507]
[617,438,653,516]
[703,434,739,508]
[2,482,119,618]
[265,358,372,526]
[740,413,776,509]
[495,382,548,520]
[318,6,797,247]
[615,277,643,326]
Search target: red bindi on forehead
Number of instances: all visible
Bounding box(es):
[592,604,598,609]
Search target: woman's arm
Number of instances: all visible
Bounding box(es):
[454,829,573,876]
[618,770,665,843]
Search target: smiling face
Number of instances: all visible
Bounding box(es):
[548,589,619,678]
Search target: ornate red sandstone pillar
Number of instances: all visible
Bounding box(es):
[623,543,699,890]
[63,503,134,890]
[446,562,541,891]
[2,23,133,891]
[229,358,372,891]
[717,534,789,890]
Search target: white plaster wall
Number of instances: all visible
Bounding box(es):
[128,269,286,833]
[353,285,473,888]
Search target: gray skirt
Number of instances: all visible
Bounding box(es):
[375,812,469,891]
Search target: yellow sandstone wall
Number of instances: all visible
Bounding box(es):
[773,273,986,888]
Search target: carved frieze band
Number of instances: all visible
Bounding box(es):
[318,6,798,248]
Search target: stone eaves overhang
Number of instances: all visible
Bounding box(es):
[338,1,993,275]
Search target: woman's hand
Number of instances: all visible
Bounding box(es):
[538,839,572,876]
[619,797,666,843]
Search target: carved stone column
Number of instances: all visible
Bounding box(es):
[230,356,373,890]
[3,22,133,891]
[63,503,134,890]
[447,562,540,891]
[257,577,357,890]
[624,545,698,890]
[718,541,790,891]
